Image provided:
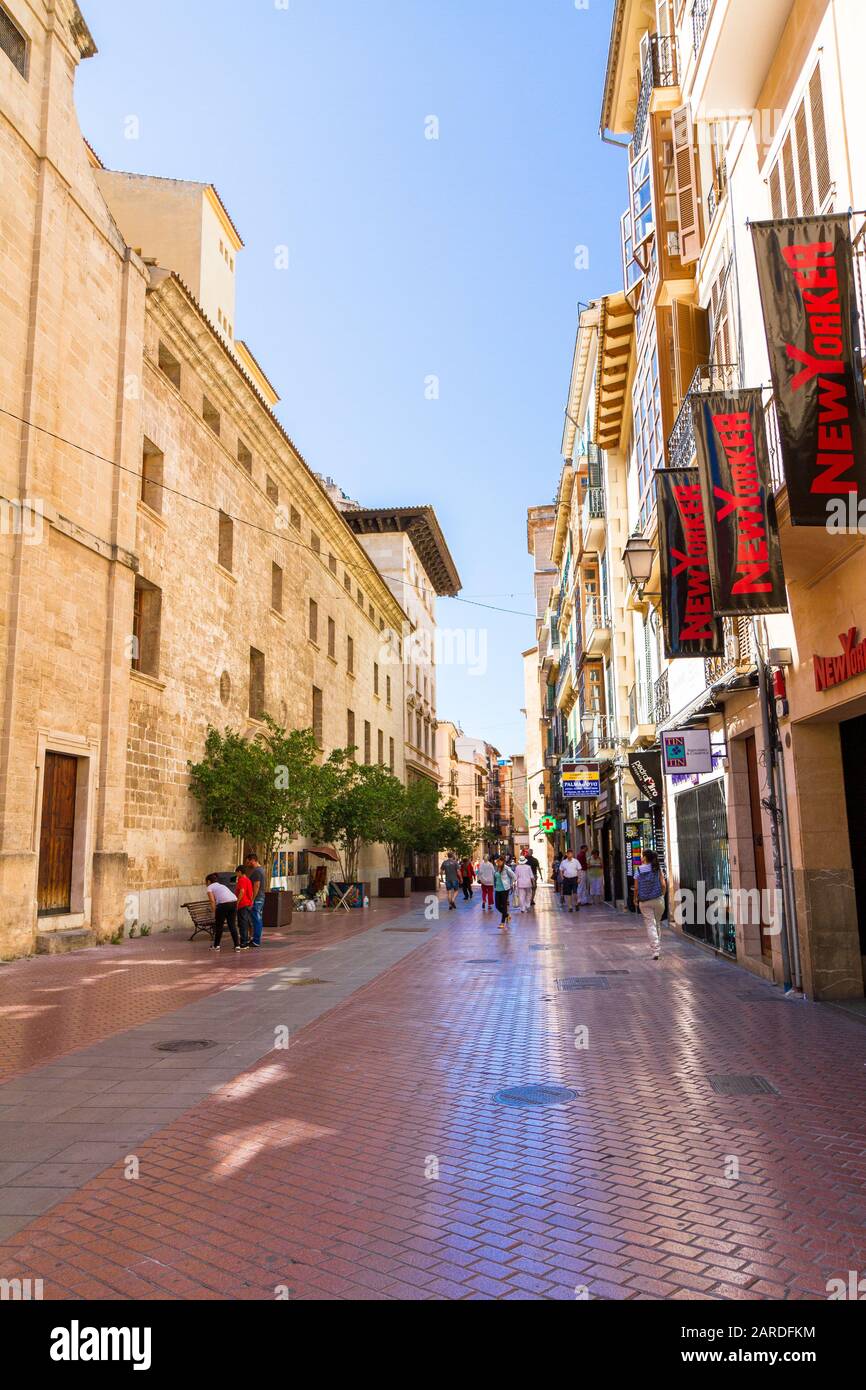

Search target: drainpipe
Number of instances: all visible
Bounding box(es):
[774,736,803,991]
[756,645,793,992]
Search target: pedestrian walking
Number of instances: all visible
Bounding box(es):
[634,849,667,959]
[440,853,461,910]
[493,857,516,929]
[559,849,581,913]
[477,855,495,910]
[577,844,591,905]
[234,864,254,948]
[460,857,475,900]
[552,853,562,897]
[206,873,239,952]
[524,850,542,905]
[514,857,534,913]
[244,853,266,947]
[587,849,604,905]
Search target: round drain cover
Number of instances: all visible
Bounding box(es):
[494,1084,577,1108]
[154,1039,217,1052]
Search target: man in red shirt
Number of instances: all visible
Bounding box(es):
[234,864,254,949]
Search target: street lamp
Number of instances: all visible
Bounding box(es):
[622,533,656,590]
[580,711,596,737]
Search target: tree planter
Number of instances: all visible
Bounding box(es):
[411,875,438,893]
[327,881,369,910]
[378,876,412,898]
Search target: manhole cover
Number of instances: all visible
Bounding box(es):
[154,1039,217,1053]
[596,969,630,975]
[465,958,502,964]
[382,927,429,933]
[556,977,609,991]
[494,1084,578,1108]
[709,1074,780,1096]
[530,945,565,952]
[287,977,328,986]
[736,991,787,1002]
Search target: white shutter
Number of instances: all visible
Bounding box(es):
[671,105,701,265]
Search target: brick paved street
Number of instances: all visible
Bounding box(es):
[1,887,865,1301]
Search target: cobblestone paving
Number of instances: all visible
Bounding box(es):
[1,890,865,1300]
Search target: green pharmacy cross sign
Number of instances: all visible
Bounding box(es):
[540,815,557,834]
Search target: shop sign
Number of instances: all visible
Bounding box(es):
[751,215,866,526]
[691,389,787,614]
[814,627,866,692]
[561,762,601,799]
[628,750,662,804]
[656,469,725,658]
[539,814,557,834]
[661,728,713,775]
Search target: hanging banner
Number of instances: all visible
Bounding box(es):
[691,389,787,615]
[656,468,725,659]
[751,216,866,526]
[628,750,662,804]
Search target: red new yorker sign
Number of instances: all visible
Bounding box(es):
[814,627,866,692]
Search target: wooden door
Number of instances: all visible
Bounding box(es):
[745,735,772,961]
[37,753,78,914]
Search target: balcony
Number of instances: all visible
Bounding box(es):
[692,1,796,116]
[705,616,756,689]
[584,597,611,657]
[633,33,679,155]
[581,713,617,761]
[667,362,740,470]
[628,682,656,746]
[555,642,575,711]
[581,487,606,555]
[706,156,728,226]
[654,669,671,725]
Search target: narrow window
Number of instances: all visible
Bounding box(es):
[347,709,355,753]
[374,662,380,697]
[266,475,279,505]
[237,438,253,473]
[249,648,265,720]
[389,737,395,773]
[329,553,337,575]
[311,531,321,555]
[364,721,371,765]
[141,438,164,515]
[202,396,221,437]
[309,598,318,644]
[386,674,392,707]
[0,6,29,78]
[158,341,181,389]
[377,729,384,765]
[272,562,283,614]
[218,511,233,571]
[347,635,354,675]
[312,686,323,746]
[344,572,352,592]
[290,504,301,529]
[328,616,336,659]
[131,578,162,677]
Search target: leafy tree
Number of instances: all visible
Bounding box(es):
[436,799,477,860]
[311,757,399,883]
[188,716,327,872]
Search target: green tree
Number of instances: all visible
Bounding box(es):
[188,716,327,872]
[312,757,400,883]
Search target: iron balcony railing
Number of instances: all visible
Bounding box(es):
[654,669,671,725]
[633,33,679,154]
[582,486,606,536]
[706,156,727,225]
[692,0,712,55]
[629,681,655,733]
[555,642,573,702]
[579,714,617,759]
[705,616,756,688]
[584,596,610,640]
[667,362,740,469]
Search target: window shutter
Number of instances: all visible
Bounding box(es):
[672,300,710,412]
[782,133,797,216]
[671,105,701,264]
[768,162,783,219]
[795,99,814,215]
[810,63,831,206]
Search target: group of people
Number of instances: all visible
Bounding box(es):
[204,854,267,953]
[552,846,604,913]
[439,850,543,929]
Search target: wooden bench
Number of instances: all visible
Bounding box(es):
[182,900,215,942]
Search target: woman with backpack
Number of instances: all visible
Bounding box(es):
[633,850,667,960]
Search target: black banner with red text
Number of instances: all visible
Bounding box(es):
[656,468,725,660]
[690,388,787,615]
[751,215,866,526]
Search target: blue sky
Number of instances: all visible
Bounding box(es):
[76,0,625,757]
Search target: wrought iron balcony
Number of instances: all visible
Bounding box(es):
[667,362,740,469]
[633,34,679,154]
[581,487,606,554]
[706,157,727,224]
[692,0,713,54]
[579,714,617,759]
[705,616,756,688]
[654,669,671,725]
[629,681,656,737]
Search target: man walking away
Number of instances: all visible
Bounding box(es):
[440,853,461,910]
[634,850,667,959]
[525,850,542,906]
[460,857,475,900]
[234,864,254,948]
[587,849,604,905]
[244,854,266,947]
[493,857,515,929]
[514,856,534,913]
[559,850,581,913]
[206,873,239,953]
[477,855,495,911]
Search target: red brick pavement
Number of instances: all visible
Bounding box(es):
[0,897,414,1082]
[2,894,866,1300]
